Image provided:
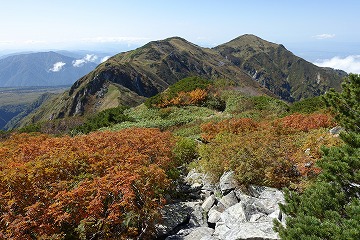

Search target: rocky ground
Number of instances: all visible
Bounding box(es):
[155,169,285,240]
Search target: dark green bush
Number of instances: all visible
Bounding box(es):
[18,123,42,133]
[289,96,326,114]
[144,94,164,108]
[172,137,198,164]
[252,95,289,112]
[167,76,211,98]
[72,106,133,134]
[204,95,226,111]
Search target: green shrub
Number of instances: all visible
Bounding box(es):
[204,95,226,111]
[173,137,198,164]
[223,91,289,117]
[289,96,326,114]
[251,95,289,113]
[168,76,211,98]
[73,106,133,134]
[144,94,163,108]
[18,123,42,133]
[107,105,216,132]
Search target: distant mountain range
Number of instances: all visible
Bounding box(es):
[0,51,111,87]
[11,34,347,127]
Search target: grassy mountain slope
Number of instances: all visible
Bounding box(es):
[17,35,345,125]
[28,37,272,121]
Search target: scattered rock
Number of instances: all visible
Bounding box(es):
[329,126,344,135]
[183,227,216,240]
[185,169,213,189]
[208,207,222,224]
[219,171,238,195]
[304,161,313,167]
[163,169,284,240]
[249,212,267,222]
[213,222,231,239]
[218,190,238,209]
[219,202,247,225]
[215,221,280,240]
[185,169,215,198]
[202,195,216,212]
[155,202,194,237]
[187,202,207,227]
[166,227,218,240]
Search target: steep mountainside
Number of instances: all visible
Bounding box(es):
[214,34,346,101]
[37,37,272,119]
[0,52,97,87]
[19,35,346,123]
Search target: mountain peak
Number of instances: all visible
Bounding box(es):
[218,34,279,51]
[236,33,263,40]
[145,36,200,50]
[163,36,189,42]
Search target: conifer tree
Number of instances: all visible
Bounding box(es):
[323,73,360,132]
[274,74,360,239]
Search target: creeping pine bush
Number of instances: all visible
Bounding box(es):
[289,96,326,114]
[72,105,133,134]
[107,105,216,132]
[223,92,289,119]
[173,137,198,165]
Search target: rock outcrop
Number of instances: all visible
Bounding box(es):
[156,170,285,240]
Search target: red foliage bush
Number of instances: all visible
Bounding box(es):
[274,113,335,133]
[201,118,259,141]
[0,128,175,239]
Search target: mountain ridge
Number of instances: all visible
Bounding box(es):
[214,34,346,100]
[16,34,346,125]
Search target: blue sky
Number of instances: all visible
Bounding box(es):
[1,0,359,72]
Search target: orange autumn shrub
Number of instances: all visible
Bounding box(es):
[157,88,208,108]
[197,114,341,188]
[290,129,343,178]
[198,128,298,188]
[200,118,259,142]
[0,128,175,239]
[274,113,335,133]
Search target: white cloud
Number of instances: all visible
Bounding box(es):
[49,62,66,72]
[100,56,111,63]
[84,54,98,62]
[313,34,336,40]
[313,55,360,74]
[72,54,98,67]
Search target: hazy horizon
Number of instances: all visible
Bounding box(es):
[1,0,359,73]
